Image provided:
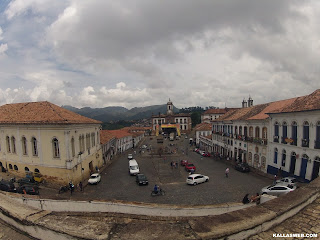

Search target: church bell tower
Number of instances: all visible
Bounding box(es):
[167,99,173,115]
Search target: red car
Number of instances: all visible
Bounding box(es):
[180,160,188,166]
[185,163,196,172]
[194,148,200,153]
[201,152,211,157]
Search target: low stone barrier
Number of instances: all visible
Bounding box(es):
[0,177,319,240]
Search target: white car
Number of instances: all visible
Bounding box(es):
[141,145,147,149]
[186,174,209,185]
[88,173,101,184]
[128,153,133,160]
[276,177,298,187]
[261,184,296,196]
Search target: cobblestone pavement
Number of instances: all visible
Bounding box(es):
[36,137,272,205]
[249,196,320,240]
[0,219,35,240]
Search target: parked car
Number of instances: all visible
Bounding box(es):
[186,174,209,185]
[194,148,200,153]
[141,145,147,149]
[276,177,298,187]
[185,163,196,172]
[0,180,16,192]
[17,177,39,186]
[16,185,39,195]
[261,184,296,196]
[235,162,250,172]
[180,159,188,166]
[136,174,149,185]
[88,173,101,184]
[201,152,211,157]
[127,153,133,160]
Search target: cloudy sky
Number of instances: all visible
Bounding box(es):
[0,0,319,109]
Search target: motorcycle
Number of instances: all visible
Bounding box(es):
[151,189,165,196]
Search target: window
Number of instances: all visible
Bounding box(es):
[274,148,278,164]
[71,137,75,157]
[282,122,288,144]
[52,138,60,158]
[11,136,16,153]
[184,119,187,123]
[25,167,29,172]
[86,134,90,150]
[22,137,27,155]
[249,127,253,137]
[14,165,18,171]
[9,164,12,169]
[32,137,38,156]
[302,122,310,148]
[6,136,10,153]
[262,127,267,139]
[282,150,286,167]
[34,168,40,173]
[291,121,297,146]
[91,133,95,147]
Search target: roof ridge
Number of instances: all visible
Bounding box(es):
[47,102,68,122]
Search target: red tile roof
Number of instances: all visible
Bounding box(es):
[0,101,101,125]
[203,108,228,115]
[100,130,116,144]
[215,89,320,122]
[103,129,132,139]
[194,123,212,131]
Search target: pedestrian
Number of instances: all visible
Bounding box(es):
[273,175,277,184]
[79,181,83,192]
[225,168,230,178]
[69,182,74,196]
[242,194,250,204]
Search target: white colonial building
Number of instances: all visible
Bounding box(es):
[0,101,103,184]
[211,90,320,182]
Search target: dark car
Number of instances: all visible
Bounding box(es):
[17,177,39,186]
[235,162,250,172]
[136,174,149,186]
[16,185,39,195]
[0,180,16,192]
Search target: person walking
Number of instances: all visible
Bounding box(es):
[225,167,230,178]
[79,181,83,192]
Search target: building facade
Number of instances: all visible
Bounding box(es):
[211,90,320,182]
[151,100,192,135]
[0,101,102,184]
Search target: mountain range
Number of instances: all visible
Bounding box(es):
[62,104,180,122]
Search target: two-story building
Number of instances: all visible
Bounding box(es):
[0,101,102,184]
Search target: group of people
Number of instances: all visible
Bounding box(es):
[242,193,261,205]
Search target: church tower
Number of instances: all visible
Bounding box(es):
[167,99,173,115]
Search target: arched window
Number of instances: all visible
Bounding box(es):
[9,164,12,169]
[22,136,27,155]
[11,136,16,153]
[282,149,286,167]
[262,127,268,139]
[25,167,29,172]
[249,127,253,137]
[32,137,38,156]
[86,134,90,150]
[71,137,75,157]
[34,168,40,173]
[302,121,310,147]
[274,122,279,142]
[91,133,95,147]
[52,138,60,158]
[14,165,18,171]
[255,127,260,138]
[6,136,11,153]
[282,122,287,144]
[291,121,297,146]
[274,148,278,164]
[239,126,242,135]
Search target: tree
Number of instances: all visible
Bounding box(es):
[191,112,201,127]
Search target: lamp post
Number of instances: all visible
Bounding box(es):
[78,151,83,183]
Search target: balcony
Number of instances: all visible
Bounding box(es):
[273,136,279,143]
[301,139,309,148]
[314,140,320,149]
